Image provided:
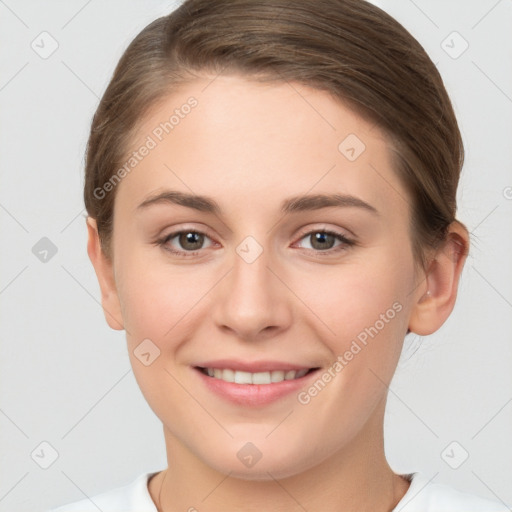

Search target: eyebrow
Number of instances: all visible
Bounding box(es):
[136,190,379,216]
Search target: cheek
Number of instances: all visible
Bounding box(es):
[298,247,414,378]
[115,248,212,342]
[116,260,201,419]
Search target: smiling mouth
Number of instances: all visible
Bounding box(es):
[195,367,319,385]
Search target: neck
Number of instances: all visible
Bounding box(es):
[149,401,410,512]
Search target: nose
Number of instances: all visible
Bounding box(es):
[211,245,293,342]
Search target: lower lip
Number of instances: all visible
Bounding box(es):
[194,367,319,406]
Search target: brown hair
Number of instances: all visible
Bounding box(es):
[84,0,465,268]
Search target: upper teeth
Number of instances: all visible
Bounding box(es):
[204,368,309,384]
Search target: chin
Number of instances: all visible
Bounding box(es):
[203,447,321,481]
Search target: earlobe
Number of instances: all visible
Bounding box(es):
[86,217,124,331]
[408,222,469,336]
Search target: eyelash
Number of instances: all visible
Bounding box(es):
[155,228,355,258]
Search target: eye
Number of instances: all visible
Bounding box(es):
[155,227,354,258]
[295,229,354,253]
[157,229,215,257]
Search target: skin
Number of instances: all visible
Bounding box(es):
[87,75,468,511]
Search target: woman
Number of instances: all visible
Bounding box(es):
[50,0,507,510]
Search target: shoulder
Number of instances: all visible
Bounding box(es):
[47,472,158,512]
[395,472,509,512]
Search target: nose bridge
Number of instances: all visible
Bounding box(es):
[211,237,291,339]
[232,243,273,298]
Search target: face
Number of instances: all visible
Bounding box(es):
[98,75,423,479]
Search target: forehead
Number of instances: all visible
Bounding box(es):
[114,75,409,220]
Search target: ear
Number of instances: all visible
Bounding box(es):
[408,221,469,336]
[86,217,124,330]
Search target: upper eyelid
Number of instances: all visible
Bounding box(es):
[294,225,353,240]
[162,224,216,240]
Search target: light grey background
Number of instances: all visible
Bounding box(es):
[0,1,511,511]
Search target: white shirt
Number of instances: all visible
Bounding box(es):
[48,471,509,511]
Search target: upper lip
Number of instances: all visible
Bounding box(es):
[194,359,317,372]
